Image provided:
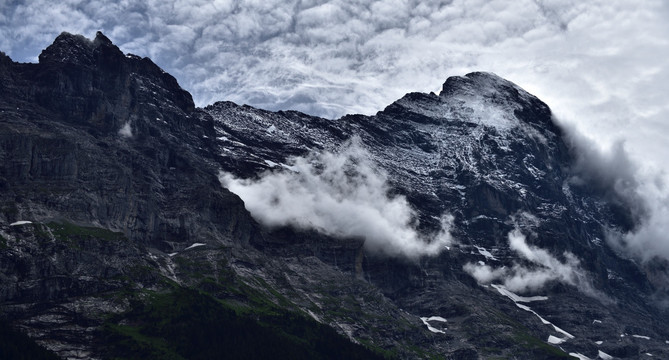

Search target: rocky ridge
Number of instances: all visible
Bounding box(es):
[0,32,668,359]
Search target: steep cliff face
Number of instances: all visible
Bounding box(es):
[0,32,257,251]
[1,32,668,359]
[0,32,263,358]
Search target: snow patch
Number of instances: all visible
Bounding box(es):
[280,163,300,172]
[491,284,548,303]
[515,303,574,340]
[474,245,497,260]
[264,160,279,167]
[420,316,447,334]
[307,309,321,323]
[595,341,603,345]
[632,335,651,340]
[592,320,602,324]
[598,350,613,360]
[10,221,32,226]
[569,353,592,360]
[161,257,179,283]
[183,243,206,251]
[490,284,573,342]
[547,335,566,344]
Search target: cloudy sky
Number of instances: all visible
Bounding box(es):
[1,1,668,261]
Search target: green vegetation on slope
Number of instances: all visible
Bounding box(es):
[102,287,389,360]
[47,221,126,242]
[472,309,575,360]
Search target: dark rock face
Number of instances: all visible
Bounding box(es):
[1,33,668,359]
[0,32,266,358]
[0,32,257,252]
[34,32,194,134]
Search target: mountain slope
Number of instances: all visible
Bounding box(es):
[0,32,667,359]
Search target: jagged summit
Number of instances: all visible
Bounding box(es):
[377,71,554,136]
[440,71,528,100]
[94,30,113,46]
[3,32,195,136]
[37,31,121,66]
[440,71,552,129]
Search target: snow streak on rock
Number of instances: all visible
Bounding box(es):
[420,316,447,334]
[9,221,32,226]
[489,284,574,345]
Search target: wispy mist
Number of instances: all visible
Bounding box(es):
[562,120,669,265]
[118,122,133,138]
[464,223,598,297]
[219,138,454,258]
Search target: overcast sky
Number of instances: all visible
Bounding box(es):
[2,1,669,261]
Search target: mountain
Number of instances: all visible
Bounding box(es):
[0,32,667,359]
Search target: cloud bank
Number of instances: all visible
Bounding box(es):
[561,121,669,266]
[464,225,596,296]
[219,139,454,258]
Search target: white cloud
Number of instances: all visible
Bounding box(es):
[606,179,669,264]
[219,138,454,258]
[464,226,598,297]
[118,122,133,137]
[463,263,507,284]
[561,120,669,266]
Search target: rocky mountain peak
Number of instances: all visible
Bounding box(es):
[440,71,521,98]
[20,32,196,136]
[0,50,10,63]
[377,71,554,139]
[439,71,553,130]
[37,31,122,66]
[93,30,113,46]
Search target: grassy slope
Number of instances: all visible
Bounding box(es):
[101,287,389,360]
